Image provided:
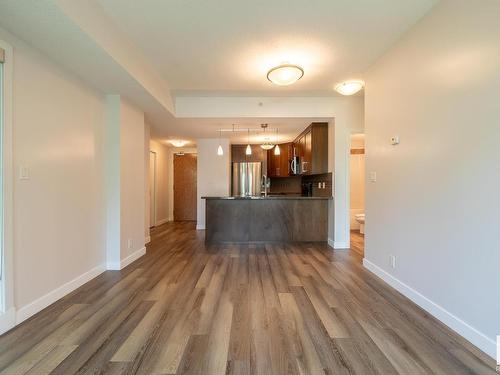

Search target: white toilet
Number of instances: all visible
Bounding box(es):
[355,213,365,234]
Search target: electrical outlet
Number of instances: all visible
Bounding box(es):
[390,255,396,269]
[128,239,133,250]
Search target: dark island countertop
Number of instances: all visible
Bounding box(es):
[202,196,332,200]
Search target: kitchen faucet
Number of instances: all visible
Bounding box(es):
[262,174,270,197]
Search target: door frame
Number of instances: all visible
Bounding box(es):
[149,151,157,228]
[0,40,14,333]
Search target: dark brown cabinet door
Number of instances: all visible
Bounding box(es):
[293,122,328,175]
[303,130,312,175]
[268,142,293,177]
[311,123,328,174]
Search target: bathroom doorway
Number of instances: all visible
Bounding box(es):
[350,134,365,255]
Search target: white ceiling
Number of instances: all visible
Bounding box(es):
[97,0,437,94]
[0,0,436,144]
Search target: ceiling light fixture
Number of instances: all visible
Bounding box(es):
[168,139,188,147]
[259,124,275,150]
[274,128,281,156]
[267,64,304,86]
[217,129,223,156]
[335,80,365,96]
[246,129,252,155]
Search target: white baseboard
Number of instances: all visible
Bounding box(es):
[0,307,16,335]
[196,224,205,230]
[16,264,106,325]
[145,236,151,244]
[332,240,349,249]
[107,247,146,271]
[156,218,169,226]
[362,258,496,359]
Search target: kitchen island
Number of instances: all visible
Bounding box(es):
[202,196,331,243]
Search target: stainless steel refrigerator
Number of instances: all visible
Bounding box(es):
[232,162,262,197]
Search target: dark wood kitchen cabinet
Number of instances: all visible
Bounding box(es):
[294,122,328,175]
[267,142,293,177]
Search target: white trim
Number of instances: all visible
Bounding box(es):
[106,246,146,271]
[149,150,157,226]
[15,264,106,325]
[327,238,335,248]
[363,258,496,359]
[333,240,349,249]
[196,224,205,230]
[145,236,151,244]
[0,40,14,316]
[155,218,169,226]
[0,307,15,335]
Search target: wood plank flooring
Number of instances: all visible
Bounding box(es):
[350,230,364,256]
[0,222,495,374]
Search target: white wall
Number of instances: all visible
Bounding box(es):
[144,123,151,240]
[105,95,146,269]
[196,139,230,229]
[120,99,146,260]
[364,0,500,358]
[0,28,149,333]
[149,139,172,225]
[0,28,105,322]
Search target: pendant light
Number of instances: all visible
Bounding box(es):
[245,129,252,155]
[259,124,275,150]
[274,128,281,155]
[217,128,224,156]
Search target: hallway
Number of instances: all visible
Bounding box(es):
[0,223,494,374]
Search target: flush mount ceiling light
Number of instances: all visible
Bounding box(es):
[267,64,304,86]
[335,80,365,96]
[168,139,188,147]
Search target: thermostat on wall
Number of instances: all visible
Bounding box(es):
[390,136,400,145]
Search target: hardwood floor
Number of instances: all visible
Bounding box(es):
[350,230,364,256]
[0,222,495,374]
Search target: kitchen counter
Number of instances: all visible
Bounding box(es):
[202,196,330,243]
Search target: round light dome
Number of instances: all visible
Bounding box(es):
[260,143,275,150]
[335,80,364,96]
[267,64,304,86]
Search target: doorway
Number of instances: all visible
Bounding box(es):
[149,151,157,228]
[350,134,365,255]
[174,153,197,221]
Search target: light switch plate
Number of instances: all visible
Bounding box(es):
[19,166,30,180]
[369,171,377,183]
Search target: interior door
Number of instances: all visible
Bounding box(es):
[174,153,197,221]
[149,151,156,227]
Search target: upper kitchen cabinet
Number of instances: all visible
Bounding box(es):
[267,142,293,177]
[232,144,267,163]
[294,122,328,175]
